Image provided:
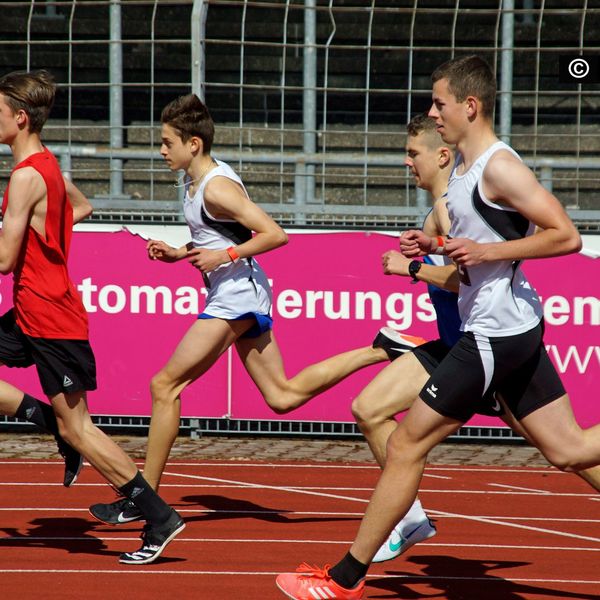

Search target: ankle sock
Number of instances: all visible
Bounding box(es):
[118,471,172,524]
[15,394,59,436]
[329,551,368,589]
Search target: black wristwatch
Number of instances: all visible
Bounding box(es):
[408,260,422,283]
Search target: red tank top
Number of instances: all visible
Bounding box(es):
[2,148,89,339]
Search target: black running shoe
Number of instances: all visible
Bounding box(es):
[55,436,83,487]
[89,496,143,524]
[119,510,186,565]
[372,327,426,361]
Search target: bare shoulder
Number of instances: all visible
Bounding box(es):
[8,167,46,206]
[204,174,252,219]
[484,149,529,181]
[483,149,538,201]
[204,174,247,201]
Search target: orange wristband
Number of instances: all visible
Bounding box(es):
[434,236,445,255]
[226,246,239,262]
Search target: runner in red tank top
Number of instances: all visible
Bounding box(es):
[5,147,88,339]
[0,69,184,565]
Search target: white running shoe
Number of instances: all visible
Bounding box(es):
[372,518,437,563]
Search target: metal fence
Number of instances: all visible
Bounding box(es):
[1,0,597,439]
[0,0,599,230]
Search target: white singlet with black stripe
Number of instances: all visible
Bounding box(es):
[183,159,272,319]
[447,141,542,337]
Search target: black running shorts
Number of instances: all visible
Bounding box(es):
[0,310,97,396]
[413,340,505,417]
[413,322,565,422]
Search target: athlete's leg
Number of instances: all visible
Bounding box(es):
[350,353,437,562]
[518,394,600,473]
[143,317,253,489]
[351,352,429,467]
[0,375,82,486]
[51,389,139,486]
[0,379,28,414]
[349,397,461,564]
[236,330,386,414]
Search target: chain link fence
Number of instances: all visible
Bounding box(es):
[0,0,598,230]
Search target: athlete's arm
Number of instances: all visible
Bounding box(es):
[64,177,93,224]
[147,239,193,262]
[429,196,451,237]
[382,250,459,293]
[187,176,288,273]
[0,168,41,274]
[446,152,581,266]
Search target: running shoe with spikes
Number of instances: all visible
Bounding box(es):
[372,326,426,361]
[372,517,437,563]
[119,509,185,565]
[55,435,83,487]
[89,495,143,524]
[276,563,365,599]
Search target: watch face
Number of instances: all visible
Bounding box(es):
[409,260,421,280]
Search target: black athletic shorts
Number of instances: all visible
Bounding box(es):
[413,340,504,417]
[0,310,97,397]
[413,322,565,423]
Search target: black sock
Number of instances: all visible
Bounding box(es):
[118,471,173,525]
[15,393,60,437]
[329,551,368,589]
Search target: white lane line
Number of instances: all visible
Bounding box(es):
[0,482,594,499]
[1,465,596,546]
[0,459,565,476]
[0,508,599,526]
[488,483,552,494]
[0,568,597,586]
[158,470,600,545]
[0,536,599,553]
[427,509,600,544]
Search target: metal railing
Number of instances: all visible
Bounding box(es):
[1,0,598,226]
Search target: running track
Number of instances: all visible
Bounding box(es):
[0,459,598,599]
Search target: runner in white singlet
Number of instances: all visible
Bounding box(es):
[276,55,600,599]
[89,94,421,526]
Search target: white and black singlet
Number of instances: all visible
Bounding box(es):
[183,159,272,326]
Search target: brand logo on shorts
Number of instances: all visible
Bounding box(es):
[63,375,73,387]
[426,384,438,398]
[25,407,36,420]
[491,396,502,413]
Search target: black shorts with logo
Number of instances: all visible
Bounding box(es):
[0,310,97,397]
[413,322,565,422]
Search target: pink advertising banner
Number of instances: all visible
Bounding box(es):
[1,228,598,428]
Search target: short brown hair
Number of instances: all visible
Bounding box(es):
[406,112,445,149]
[431,55,496,120]
[0,69,55,134]
[407,112,439,138]
[161,94,214,154]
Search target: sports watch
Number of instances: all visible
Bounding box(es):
[408,260,422,283]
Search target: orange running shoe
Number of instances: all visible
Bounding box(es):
[276,563,365,599]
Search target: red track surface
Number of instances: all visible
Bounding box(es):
[0,459,598,599]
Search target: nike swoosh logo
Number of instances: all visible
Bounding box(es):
[491,399,501,412]
[117,513,139,523]
[389,522,424,552]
